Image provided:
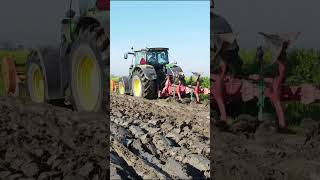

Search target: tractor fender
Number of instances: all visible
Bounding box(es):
[120,76,131,94]
[133,65,157,80]
[31,46,64,100]
[166,65,184,76]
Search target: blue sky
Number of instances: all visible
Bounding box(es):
[110,1,209,76]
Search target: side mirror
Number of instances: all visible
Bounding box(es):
[124,53,128,59]
[65,9,76,18]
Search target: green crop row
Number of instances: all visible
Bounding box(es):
[239,48,320,86]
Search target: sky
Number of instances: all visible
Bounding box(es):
[214,0,320,49]
[0,0,78,47]
[110,1,210,76]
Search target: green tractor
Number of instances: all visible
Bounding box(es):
[26,0,109,112]
[118,47,184,99]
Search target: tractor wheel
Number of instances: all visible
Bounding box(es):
[131,69,157,99]
[69,24,108,112]
[118,79,126,95]
[26,51,46,103]
[118,76,130,95]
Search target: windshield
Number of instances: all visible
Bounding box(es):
[146,51,169,65]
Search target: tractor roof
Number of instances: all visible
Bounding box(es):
[134,47,169,52]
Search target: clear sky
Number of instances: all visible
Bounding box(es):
[110,1,210,77]
[215,0,320,48]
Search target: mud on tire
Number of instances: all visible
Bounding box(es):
[69,24,108,112]
[132,69,157,99]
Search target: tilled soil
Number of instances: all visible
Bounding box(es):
[211,114,320,180]
[110,94,210,179]
[0,97,109,180]
[2,94,318,180]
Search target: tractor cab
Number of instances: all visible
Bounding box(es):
[133,48,169,67]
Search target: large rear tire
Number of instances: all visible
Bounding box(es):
[131,69,157,99]
[69,24,108,112]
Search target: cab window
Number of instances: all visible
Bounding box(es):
[135,51,146,65]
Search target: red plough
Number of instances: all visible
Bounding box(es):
[158,72,210,103]
[212,32,320,129]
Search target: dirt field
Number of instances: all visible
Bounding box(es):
[1,94,319,180]
[0,94,210,179]
[110,94,210,179]
[0,97,108,180]
[211,112,320,180]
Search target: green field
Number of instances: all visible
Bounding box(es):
[0,50,28,96]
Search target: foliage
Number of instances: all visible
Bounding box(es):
[239,48,320,86]
[239,49,276,76]
[0,50,28,65]
[111,75,120,82]
[185,76,210,88]
[286,49,320,86]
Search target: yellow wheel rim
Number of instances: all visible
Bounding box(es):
[119,81,125,95]
[30,64,44,103]
[76,56,100,111]
[132,76,142,97]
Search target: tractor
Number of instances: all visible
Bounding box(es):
[25,0,109,112]
[117,47,209,103]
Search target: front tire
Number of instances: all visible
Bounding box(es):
[118,79,126,95]
[26,51,46,103]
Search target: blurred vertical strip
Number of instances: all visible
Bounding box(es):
[105,0,110,178]
[210,0,214,179]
